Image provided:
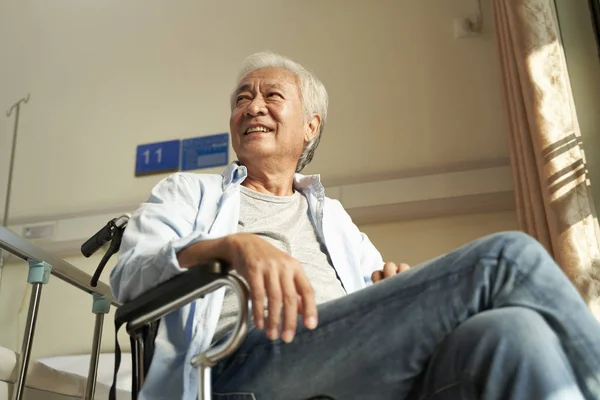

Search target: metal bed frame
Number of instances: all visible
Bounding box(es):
[0,226,118,400]
[0,222,251,400]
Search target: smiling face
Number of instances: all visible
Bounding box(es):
[230,67,319,172]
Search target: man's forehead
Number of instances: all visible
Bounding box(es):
[235,81,285,93]
[235,68,297,92]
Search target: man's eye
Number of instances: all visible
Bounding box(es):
[268,92,283,98]
[236,95,250,104]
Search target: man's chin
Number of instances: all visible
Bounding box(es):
[236,146,277,161]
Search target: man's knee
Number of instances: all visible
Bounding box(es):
[449,307,558,366]
[481,230,541,253]
[475,231,557,273]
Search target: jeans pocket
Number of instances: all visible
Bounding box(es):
[213,392,256,400]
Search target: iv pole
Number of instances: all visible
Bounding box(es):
[1,94,30,288]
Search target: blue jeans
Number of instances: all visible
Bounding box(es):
[211,232,600,399]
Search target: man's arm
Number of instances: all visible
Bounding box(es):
[176,236,231,269]
[111,172,317,343]
[177,233,318,343]
[351,216,411,284]
[110,173,208,302]
[358,232,411,283]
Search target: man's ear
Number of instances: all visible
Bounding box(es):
[304,114,321,143]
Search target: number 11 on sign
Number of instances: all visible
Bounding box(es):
[135,139,181,176]
[143,148,162,164]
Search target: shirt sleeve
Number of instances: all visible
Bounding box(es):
[326,197,384,287]
[357,230,385,286]
[109,173,214,303]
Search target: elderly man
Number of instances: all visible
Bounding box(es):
[110,52,600,400]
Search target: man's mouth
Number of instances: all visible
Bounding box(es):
[245,126,273,135]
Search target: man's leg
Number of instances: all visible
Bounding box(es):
[408,307,585,400]
[210,232,600,399]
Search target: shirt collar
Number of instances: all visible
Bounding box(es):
[221,161,324,194]
[294,172,324,194]
[221,161,247,190]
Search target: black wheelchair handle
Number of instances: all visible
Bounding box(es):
[81,219,116,258]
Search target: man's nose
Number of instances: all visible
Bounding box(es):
[244,96,267,117]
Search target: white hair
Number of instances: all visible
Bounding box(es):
[231,51,329,172]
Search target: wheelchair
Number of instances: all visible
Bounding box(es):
[84,215,333,400]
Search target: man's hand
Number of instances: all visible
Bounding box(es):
[371,261,410,283]
[226,233,317,343]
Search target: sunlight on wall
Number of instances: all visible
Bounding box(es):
[555,0,600,213]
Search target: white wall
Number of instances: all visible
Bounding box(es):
[0,0,508,222]
[0,0,516,358]
[360,211,519,266]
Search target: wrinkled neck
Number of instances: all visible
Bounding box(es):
[241,165,295,196]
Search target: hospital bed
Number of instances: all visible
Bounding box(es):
[0,218,251,400]
[0,226,135,400]
[0,348,132,399]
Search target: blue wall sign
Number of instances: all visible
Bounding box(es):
[135,139,181,176]
[181,133,229,171]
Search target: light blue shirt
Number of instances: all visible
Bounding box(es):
[110,162,384,400]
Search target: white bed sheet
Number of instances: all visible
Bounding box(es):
[0,346,131,400]
[38,352,132,393]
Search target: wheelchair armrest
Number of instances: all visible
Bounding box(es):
[114,260,229,332]
[112,259,251,398]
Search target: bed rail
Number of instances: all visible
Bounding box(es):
[0,226,118,400]
[0,226,118,304]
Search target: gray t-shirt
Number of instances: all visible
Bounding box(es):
[213,185,346,342]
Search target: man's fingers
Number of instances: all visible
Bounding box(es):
[297,295,304,315]
[248,272,266,330]
[265,269,282,340]
[296,273,317,330]
[280,271,298,343]
[383,262,398,278]
[371,270,384,283]
[397,263,410,273]
[372,262,411,284]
